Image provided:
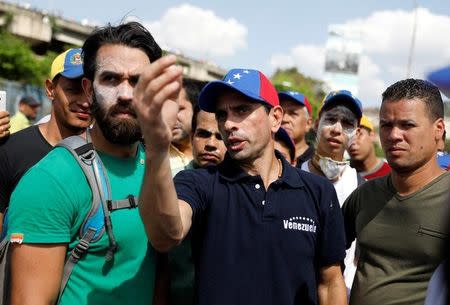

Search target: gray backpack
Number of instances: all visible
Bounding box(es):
[0,135,139,304]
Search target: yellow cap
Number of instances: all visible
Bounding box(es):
[359,115,374,131]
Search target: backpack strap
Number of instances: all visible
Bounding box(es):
[107,196,139,211]
[54,134,139,302]
[56,135,107,301]
[55,135,118,301]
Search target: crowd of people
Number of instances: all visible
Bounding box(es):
[0,20,448,305]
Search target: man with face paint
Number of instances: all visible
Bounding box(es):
[136,68,347,305]
[343,79,449,305]
[300,90,363,292]
[6,22,165,305]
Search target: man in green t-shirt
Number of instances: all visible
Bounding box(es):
[7,22,165,305]
[343,79,449,305]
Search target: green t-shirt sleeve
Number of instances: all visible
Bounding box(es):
[7,149,91,244]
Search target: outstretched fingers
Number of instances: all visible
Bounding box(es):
[135,55,182,115]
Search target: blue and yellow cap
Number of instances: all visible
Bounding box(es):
[50,48,83,80]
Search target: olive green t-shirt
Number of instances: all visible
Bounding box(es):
[343,172,450,305]
[7,145,156,305]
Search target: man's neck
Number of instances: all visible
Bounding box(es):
[38,115,85,146]
[90,125,138,158]
[294,139,309,159]
[351,153,380,173]
[239,145,281,190]
[173,141,193,160]
[391,159,445,196]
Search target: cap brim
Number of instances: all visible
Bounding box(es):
[199,80,271,112]
[60,69,83,79]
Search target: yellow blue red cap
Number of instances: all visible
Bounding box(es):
[50,48,83,80]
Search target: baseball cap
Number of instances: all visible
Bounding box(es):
[278,91,312,115]
[20,95,41,106]
[50,48,84,80]
[320,90,362,120]
[359,115,374,131]
[199,68,279,112]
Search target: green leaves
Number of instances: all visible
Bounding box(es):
[0,31,57,85]
[271,67,325,119]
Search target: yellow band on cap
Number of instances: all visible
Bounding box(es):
[360,115,374,131]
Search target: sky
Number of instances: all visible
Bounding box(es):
[12,0,450,107]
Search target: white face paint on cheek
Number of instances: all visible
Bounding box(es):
[93,82,118,107]
[344,129,357,148]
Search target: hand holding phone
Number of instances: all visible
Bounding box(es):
[0,91,6,112]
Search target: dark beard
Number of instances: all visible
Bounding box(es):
[91,94,142,145]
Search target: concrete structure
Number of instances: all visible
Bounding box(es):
[0,0,225,81]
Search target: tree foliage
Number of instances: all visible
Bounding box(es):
[0,31,57,85]
[271,67,326,119]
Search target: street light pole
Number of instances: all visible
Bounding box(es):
[406,0,418,78]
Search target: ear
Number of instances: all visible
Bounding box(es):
[82,77,93,102]
[305,116,313,132]
[270,105,283,133]
[44,79,55,101]
[369,130,377,142]
[434,117,445,142]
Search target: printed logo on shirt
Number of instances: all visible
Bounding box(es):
[10,233,24,244]
[283,216,316,233]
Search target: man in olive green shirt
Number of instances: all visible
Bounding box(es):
[343,79,448,305]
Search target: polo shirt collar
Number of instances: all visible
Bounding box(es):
[218,151,304,188]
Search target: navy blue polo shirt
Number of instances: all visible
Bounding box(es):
[174,152,346,305]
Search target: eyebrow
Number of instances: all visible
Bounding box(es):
[98,70,141,79]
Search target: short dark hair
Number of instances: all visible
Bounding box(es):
[382,79,444,121]
[183,78,207,108]
[191,104,202,134]
[82,22,162,81]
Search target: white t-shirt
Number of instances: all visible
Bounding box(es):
[301,161,359,290]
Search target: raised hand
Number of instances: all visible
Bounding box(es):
[134,55,183,154]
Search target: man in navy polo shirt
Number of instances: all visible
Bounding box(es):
[135,61,347,305]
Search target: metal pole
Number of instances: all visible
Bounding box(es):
[406,0,418,78]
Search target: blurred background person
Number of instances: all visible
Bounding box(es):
[348,115,391,179]
[278,91,313,167]
[170,78,198,175]
[9,95,41,133]
[274,127,296,165]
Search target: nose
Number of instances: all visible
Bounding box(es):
[117,82,134,102]
[223,116,238,133]
[78,92,91,107]
[329,121,343,135]
[387,126,403,142]
[205,136,218,151]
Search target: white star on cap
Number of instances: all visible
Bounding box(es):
[227,79,234,85]
[289,91,299,95]
[233,73,242,79]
